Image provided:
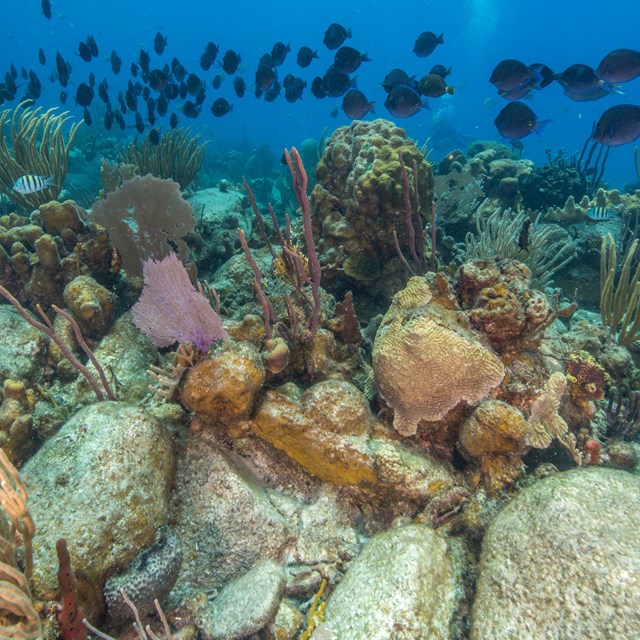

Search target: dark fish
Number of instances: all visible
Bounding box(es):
[98,79,109,104]
[490,59,531,92]
[111,50,122,74]
[200,42,219,71]
[114,111,125,130]
[563,85,611,102]
[222,50,241,75]
[528,63,554,89]
[211,97,232,117]
[297,46,318,68]
[139,49,151,72]
[83,107,92,126]
[130,63,139,77]
[149,128,160,145]
[25,71,42,100]
[117,91,127,113]
[38,48,46,65]
[429,64,451,79]
[147,96,155,113]
[413,32,444,58]
[42,0,52,19]
[182,100,201,118]
[78,41,92,62]
[154,32,168,56]
[169,112,179,128]
[87,35,98,58]
[135,111,145,134]
[104,109,114,131]
[179,82,188,99]
[596,49,640,84]
[9,64,17,80]
[555,64,610,98]
[342,88,374,119]
[186,73,203,96]
[592,105,640,147]
[284,79,305,103]
[382,68,416,93]
[125,90,137,111]
[311,76,327,99]
[259,53,273,67]
[255,63,276,93]
[330,107,339,118]
[586,207,618,221]
[171,58,186,82]
[75,82,94,107]
[233,76,246,98]
[164,82,179,100]
[157,93,168,116]
[500,83,534,101]
[142,86,151,101]
[211,73,223,90]
[494,101,550,140]
[271,42,290,67]
[334,46,370,73]
[88,71,96,88]
[21,67,28,80]
[149,68,169,92]
[518,218,531,252]
[323,23,351,50]
[195,89,206,105]
[417,73,454,97]
[264,81,281,102]
[59,90,67,104]
[323,65,353,97]
[384,84,428,118]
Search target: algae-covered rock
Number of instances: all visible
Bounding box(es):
[251,379,458,497]
[23,402,175,618]
[195,559,286,639]
[63,274,115,339]
[322,524,466,640]
[471,468,640,639]
[0,306,46,383]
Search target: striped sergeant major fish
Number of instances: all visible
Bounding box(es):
[586,206,619,221]
[12,175,55,195]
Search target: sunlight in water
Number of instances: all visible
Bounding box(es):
[466,0,499,53]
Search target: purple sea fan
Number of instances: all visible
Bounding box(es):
[132,253,227,352]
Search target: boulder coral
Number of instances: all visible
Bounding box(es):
[373,276,505,436]
[310,119,433,301]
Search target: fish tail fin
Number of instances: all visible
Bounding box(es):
[421,99,430,111]
[447,86,455,95]
[346,28,352,38]
[535,119,552,138]
[44,176,55,187]
[350,76,358,89]
[368,101,376,115]
[438,33,444,44]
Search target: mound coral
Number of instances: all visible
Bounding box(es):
[310,119,433,302]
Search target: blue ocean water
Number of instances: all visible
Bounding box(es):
[2,0,640,185]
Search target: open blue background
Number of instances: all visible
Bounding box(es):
[3,0,640,186]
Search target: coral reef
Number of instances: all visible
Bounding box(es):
[0,201,119,313]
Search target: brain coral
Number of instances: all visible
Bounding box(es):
[373,277,505,436]
[311,119,434,299]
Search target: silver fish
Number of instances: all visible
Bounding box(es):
[586,206,618,221]
[12,175,54,195]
